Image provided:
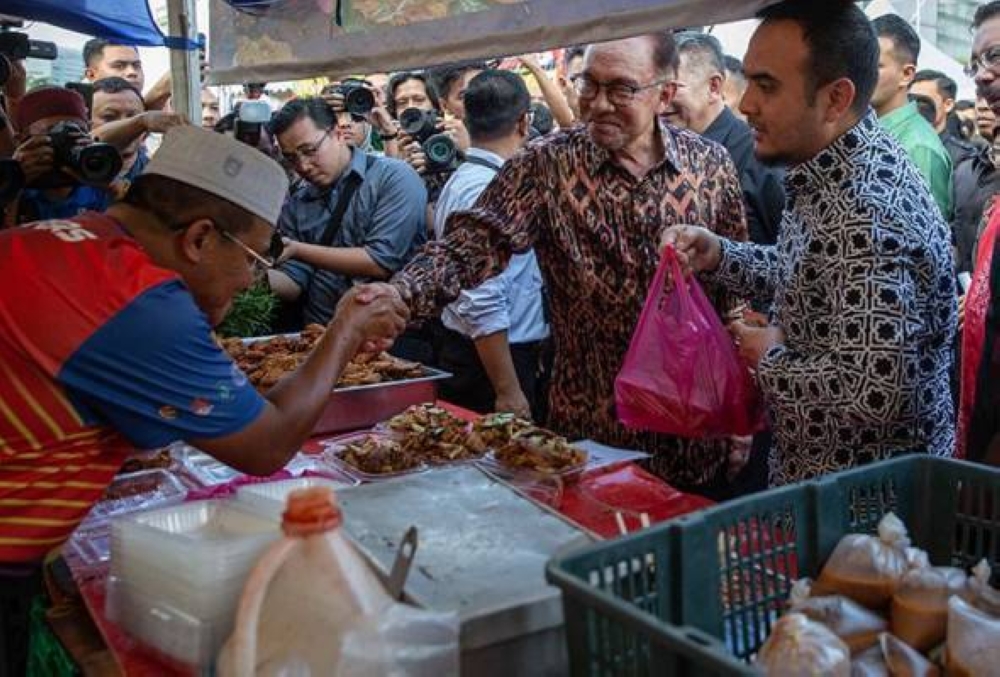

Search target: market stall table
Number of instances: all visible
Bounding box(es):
[64,403,714,675]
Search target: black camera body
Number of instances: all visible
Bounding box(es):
[333,80,375,119]
[0,28,58,87]
[0,120,123,200]
[398,108,460,174]
[46,121,123,187]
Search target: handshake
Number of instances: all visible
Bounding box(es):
[332,282,411,355]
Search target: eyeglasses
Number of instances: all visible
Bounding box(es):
[215,223,284,270]
[965,45,1000,79]
[280,129,332,166]
[570,74,669,106]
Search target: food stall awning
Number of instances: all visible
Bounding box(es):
[3,0,173,47]
[208,0,781,85]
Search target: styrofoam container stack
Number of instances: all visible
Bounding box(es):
[234,476,353,521]
[106,500,280,668]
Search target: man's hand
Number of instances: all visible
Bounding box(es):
[141,111,189,134]
[728,320,785,369]
[441,117,470,153]
[3,59,26,103]
[495,386,532,419]
[401,136,427,174]
[333,284,409,355]
[277,237,300,265]
[12,136,54,185]
[660,225,723,276]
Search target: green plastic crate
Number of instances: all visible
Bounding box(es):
[546,455,1000,676]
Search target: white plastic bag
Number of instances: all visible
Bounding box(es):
[787,579,887,654]
[217,487,459,676]
[816,513,914,609]
[890,564,965,652]
[755,612,851,677]
[962,558,1000,616]
[945,595,1000,677]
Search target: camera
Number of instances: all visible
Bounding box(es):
[323,79,376,120]
[46,121,123,186]
[0,23,57,87]
[398,108,460,173]
[234,100,271,148]
[0,120,122,199]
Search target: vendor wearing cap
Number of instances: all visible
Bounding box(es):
[0,127,408,570]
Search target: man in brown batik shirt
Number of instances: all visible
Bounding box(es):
[359,33,748,496]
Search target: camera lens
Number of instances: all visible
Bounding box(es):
[74,144,123,184]
[424,133,457,168]
[399,108,427,137]
[344,87,375,117]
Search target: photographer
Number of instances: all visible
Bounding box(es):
[266,98,426,336]
[387,72,465,211]
[2,86,122,226]
[321,78,400,156]
[433,69,550,420]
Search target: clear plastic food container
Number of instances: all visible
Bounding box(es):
[105,574,232,670]
[171,446,244,487]
[88,469,188,523]
[234,477,355,521]
[321,431,428,482]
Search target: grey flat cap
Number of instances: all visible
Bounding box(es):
[142,126,289,225]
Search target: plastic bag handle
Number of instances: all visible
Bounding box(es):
[656,246,691,314]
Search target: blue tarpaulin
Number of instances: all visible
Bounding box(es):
[3,0,195,48]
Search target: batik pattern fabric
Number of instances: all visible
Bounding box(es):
[711,111,957,485]
[395,124,747,488]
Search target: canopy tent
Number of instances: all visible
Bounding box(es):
[0,0,187,48]
[207,0,780,85]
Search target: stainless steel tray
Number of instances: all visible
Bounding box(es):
[236,334,451,434]
[336,466,593,657]
[316,367,451,434]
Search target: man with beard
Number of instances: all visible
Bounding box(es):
[357,33,749,498]
[664,0,956,484]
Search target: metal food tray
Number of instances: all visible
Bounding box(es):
[336,466,594,675]
[237,334,451,434]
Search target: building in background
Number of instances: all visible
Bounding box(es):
[25,45,81,88]
[935,0,981,61]
[872,0,977,62]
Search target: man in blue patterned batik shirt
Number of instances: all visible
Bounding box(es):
[664,0,957,486]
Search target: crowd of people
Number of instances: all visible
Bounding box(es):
[1,1,1000,669]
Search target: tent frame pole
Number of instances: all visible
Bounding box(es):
[166,0,199,122]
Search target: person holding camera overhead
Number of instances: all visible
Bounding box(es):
[1,86,123,227]
[267,97,428,355]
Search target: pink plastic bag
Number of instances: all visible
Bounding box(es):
[615,247,764,437]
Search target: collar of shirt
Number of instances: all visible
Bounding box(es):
[879,101,922,137]
[786,109,879,196]
[580,120,682,178]
[464,146,506,169]
[702,106,739,146]
[301,146,369,203]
